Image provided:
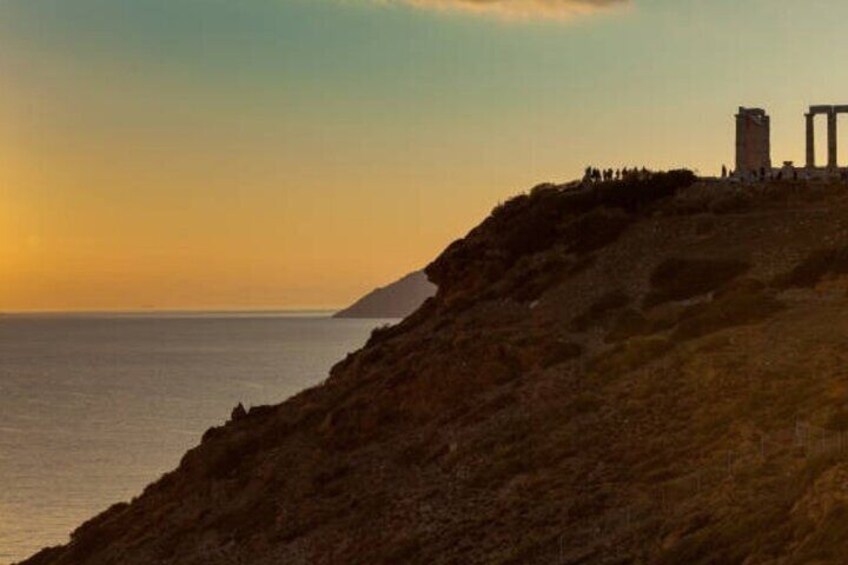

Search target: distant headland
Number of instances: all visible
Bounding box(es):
[333,270,436,319]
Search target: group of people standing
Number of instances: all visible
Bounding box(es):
[583,166,652,183]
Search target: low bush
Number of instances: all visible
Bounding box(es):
[645,257,750,307]
[590,336,673,375]
[604,307,680,343]
[708,191,754,214]
[365,323,400,347]
[539,340,583,368]
[560,208,633,256]
[571,289,631,332]
[603,308,650,341]
[671,282,783,342]
[508,253,572,302]
[774,246,848,288]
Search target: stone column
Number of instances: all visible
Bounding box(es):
[735,110,745,175]
[829,109,838,170]
[806,113,816,168]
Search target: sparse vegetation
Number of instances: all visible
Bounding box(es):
[672,282,783,342]
[571,289,631,332]
[645,257,750,307]
[774,246,848,288]
[590,336,673,374]
[365,322,399,347]
[427,170,697,298]
[560,208,633,256]
[539,340,582,368]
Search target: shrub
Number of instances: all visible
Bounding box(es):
[594,169,698,212]
[708,191,754,214]
[578,304,680,345]
[671,282,783,342]
[645,258,750,307]
[539,340,583,368]
[774,246,848,288]
[560,208,633,256]
[366,323,399,347]
[590,336,673,375]
[571,289,631,332]
[604,308,651,342]
[508,253,572,302]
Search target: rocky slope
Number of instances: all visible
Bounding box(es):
[333,271,435,319]
[23,172,848,564]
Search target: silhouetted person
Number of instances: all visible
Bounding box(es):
[721,165,727,178]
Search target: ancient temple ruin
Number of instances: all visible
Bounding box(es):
[735,108,772,178]
[804,105,848,170]
[734,105,848,181]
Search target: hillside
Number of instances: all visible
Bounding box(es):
[333,271,436,319]
[23,172,848,564]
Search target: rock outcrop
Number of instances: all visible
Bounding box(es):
[23,172,848,564]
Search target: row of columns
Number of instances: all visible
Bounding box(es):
[806,106,841,169]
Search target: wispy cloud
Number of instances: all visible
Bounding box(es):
[382,0,631,20]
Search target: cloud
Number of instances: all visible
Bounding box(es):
[384,0,630,20]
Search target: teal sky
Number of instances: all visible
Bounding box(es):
[2,0,848,310]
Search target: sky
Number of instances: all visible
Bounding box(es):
[2,0,848,311]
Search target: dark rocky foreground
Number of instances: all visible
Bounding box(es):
[23,172,848,564]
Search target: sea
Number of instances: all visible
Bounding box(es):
[0,312,392,564]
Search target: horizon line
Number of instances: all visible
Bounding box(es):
[0,307,344,317]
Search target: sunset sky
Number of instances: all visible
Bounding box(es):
[2,0,848,311]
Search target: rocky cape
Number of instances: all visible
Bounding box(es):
[23,171,848,564]
[333,271,436,319]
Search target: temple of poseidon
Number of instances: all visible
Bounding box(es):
[735,105,848,181]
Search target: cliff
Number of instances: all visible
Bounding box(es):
[333,271,436,319]
[23,172,848,564]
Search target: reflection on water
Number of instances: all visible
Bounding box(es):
[0,313,390,563]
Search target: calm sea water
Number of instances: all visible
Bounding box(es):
[0,312,391,564]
